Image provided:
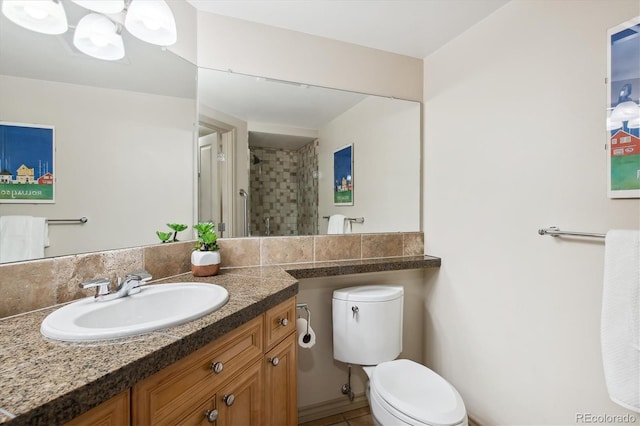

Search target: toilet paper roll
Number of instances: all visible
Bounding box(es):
[296,317,316,348]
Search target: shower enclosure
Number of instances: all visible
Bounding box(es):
[248,141,318,236]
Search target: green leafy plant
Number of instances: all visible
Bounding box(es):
[167,223,188,242]
[156,223,187,243]
[155,231,172,243]
[193,222,219,251]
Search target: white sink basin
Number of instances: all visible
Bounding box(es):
[41,283,229,342]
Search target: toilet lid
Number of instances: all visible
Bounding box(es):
[371,359,466,426]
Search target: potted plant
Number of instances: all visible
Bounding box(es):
[191,222,221,277]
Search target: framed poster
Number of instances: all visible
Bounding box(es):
[607,17,640,199]
[0,122,55,203]
[333,143,353,206]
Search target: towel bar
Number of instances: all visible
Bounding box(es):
[322,216,364,224]
[47,217,88,224]
[538,226,605,238]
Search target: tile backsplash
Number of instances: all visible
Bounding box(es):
[0,232,423,318]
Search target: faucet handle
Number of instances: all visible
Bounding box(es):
[80,278,111,297]
[126,270,152,282]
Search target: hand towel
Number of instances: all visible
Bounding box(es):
[343,217,352,234]
[601,229,640,412]
[328,214,347,234]
[0,216,46,263]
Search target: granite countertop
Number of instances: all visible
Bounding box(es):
[0,255,440,425]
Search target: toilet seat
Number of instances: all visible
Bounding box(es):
[370,359,467,426]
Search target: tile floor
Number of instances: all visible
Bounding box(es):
[299,406,372,426]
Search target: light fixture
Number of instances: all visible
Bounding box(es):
[628,117,640,129]
[125,0,176,46]
[72,0,124,15]
[73,13,124,61]
[610,100,640,122]
[609,83,640,124]
[1,0,67,35]
[2,0,176,61]
[607,110,623,131]
[607,118,623,131]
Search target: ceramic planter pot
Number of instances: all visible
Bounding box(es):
[191,250,221,277]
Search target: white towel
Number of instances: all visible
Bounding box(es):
[327,214,351,234]
[0,216,47,263]
[601,229,640,412]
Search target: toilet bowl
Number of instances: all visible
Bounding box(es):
[332,285,468,426]
[364,360,467,426]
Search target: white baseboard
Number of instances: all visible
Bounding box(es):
[298,393,369,424]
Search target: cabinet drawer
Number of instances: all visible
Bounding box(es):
[133,315,263,425]
[264,297,296,350]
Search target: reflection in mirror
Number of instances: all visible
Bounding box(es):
[198,69,421,237]
[0,1,196,263]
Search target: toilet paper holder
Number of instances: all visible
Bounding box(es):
[296,303,312,343]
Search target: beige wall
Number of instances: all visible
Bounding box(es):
[196,12,423,102]
[0,76,194,258]
[318,96,421,233]
[424,1,640,424]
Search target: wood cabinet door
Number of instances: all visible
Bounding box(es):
[216,360,264,426]
[132,316,263,425]
[264,332,298,426]
[65,390,130,426]
[175,395,219,426]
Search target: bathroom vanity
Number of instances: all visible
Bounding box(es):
[67,298,297,426]
[0,253,440,425]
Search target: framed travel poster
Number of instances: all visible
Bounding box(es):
[333,143,353,206]
[0,122,55,203]
[607,17,640,198]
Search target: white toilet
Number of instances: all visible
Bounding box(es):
[332,285,468,426]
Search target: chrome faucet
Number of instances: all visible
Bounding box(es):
[80,271,152,302]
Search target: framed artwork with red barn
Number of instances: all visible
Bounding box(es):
[0,122,55,203]
[607,17,640,199]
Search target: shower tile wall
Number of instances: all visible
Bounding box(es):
[297,141,318,236]
[249,142,318,236]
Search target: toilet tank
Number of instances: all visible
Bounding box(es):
[332,285,404,365]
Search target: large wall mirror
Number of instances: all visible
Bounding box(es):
[198,68,421,238]
[0,1,196,263]
[0,1,421,264]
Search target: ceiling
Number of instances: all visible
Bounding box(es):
[187,0,509,59]
[198,68,368,149]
